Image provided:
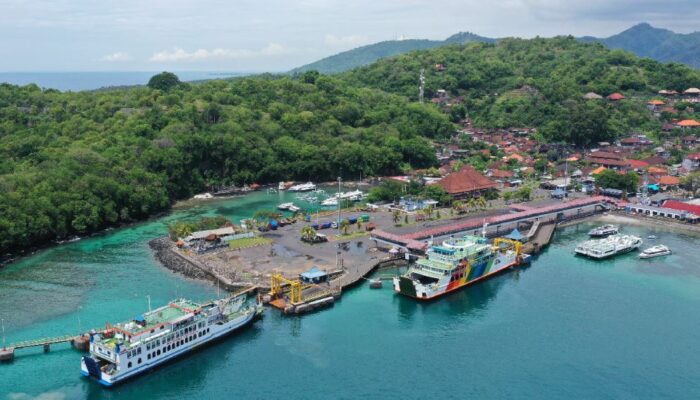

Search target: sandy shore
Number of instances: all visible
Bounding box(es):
[593,212,700,236]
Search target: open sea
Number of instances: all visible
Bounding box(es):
[0,72,251,92]
[1,191,700,399]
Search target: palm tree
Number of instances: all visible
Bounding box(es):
[356,218,363,230]
[467,198,476,210]
[340,219,350,235]
[301,225,316,241]
[452,200,464,213]
[476,196,487,209]
[392,210,401,224]
[425,205,434,219]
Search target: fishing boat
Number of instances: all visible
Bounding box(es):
[639,245,671,259]
[588,224,619,237]
[393,236,528,300]
[288,182,316,192]
[575,234,642,259]
[288,205,301,213]
[369,278,383,289]
[81,293,262,386]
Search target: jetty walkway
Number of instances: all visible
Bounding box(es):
[371,196,621,254]
[1,333,90,362]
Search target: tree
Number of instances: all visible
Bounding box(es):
[148,72,181,91]
[392,210,401,224]
[340,219,350,235]
[301,225,316,241]
[594,169,639,192]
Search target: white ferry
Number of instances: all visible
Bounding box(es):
[81,293,262,386]
[639,245,671,259]
[588,224,619,237]
[575,234,643,259]
[394,236,528,300]
[288,182,316,192]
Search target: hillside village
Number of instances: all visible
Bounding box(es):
[389,85,700,220]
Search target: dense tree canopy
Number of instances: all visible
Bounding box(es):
[342,37,700,145]
[147,72,182,91]
[0,75,451,255]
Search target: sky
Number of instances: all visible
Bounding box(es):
[0,0,698,72]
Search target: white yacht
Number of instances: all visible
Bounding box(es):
[277,202,294,210]
[575,235,643,259]
[321,197,338,207]
[639,245,671,259]
[288,182,316,192]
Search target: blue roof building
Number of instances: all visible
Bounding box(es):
[300,266,329,284]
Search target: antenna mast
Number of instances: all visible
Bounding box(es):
[419,68,425,104]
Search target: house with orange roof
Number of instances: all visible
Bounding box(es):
[591,166,607,175]
[657,175,680,189]
[682,153,700,171]
[607,92,625,101]
[648,166,668,177]
[435,165,498,199]
[626,159,649,170]
[677,119,700,128]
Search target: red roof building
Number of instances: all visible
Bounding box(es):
[626,159,650,169]
[677,119,700,128]
[436,166,497,199]
[663,201,700,216]
[607,92,625,101]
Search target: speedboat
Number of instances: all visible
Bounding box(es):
[278,202,294,210]
[288,182,316,192]
[588,224,619,237]
[321,197,338,207]
[639,245,671,259]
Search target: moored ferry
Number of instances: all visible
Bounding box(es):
[588,224,619,237]
[81,293,262,386]
[393,236,528,300]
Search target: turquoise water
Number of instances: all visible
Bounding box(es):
[2,195,700,399]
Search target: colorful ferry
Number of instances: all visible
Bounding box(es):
[81,293,262,386]
[393,235,528,300]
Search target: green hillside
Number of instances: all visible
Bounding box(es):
[0,73,451,255]
[582,23,700,68]
[341,37,700,143]
[291,32,494,74]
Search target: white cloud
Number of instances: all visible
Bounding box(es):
[324,34,370,48]
[99,51,132,62]
[149,43,295,62]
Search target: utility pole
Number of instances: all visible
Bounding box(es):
[419,68,425,104]
[337,176,342,235]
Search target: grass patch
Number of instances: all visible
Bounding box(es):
[228,236,272,250]
[332,231,369,240]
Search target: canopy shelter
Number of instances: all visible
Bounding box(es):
[300,266,329,284]
[505,229,524,242]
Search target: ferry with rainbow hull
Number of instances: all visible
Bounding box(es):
[81,293,262,386]
[394,235,528,300]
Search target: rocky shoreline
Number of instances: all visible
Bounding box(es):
[149,237,213,281]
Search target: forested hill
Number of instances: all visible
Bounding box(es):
[293,24,700,75]
[291,32,494,74]
[0,74,451,256]
[341,37,700,144]
[581,23,700,68]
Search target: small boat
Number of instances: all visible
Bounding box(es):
[288,205,301,213]
[288,182,316,192]
[193,192,214,199]
[639,245,671,259]
[647,235,657,240]
[278,202,294,210]
[588,224,619,237]
[369,279,382,289]
[321,197,338,207]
